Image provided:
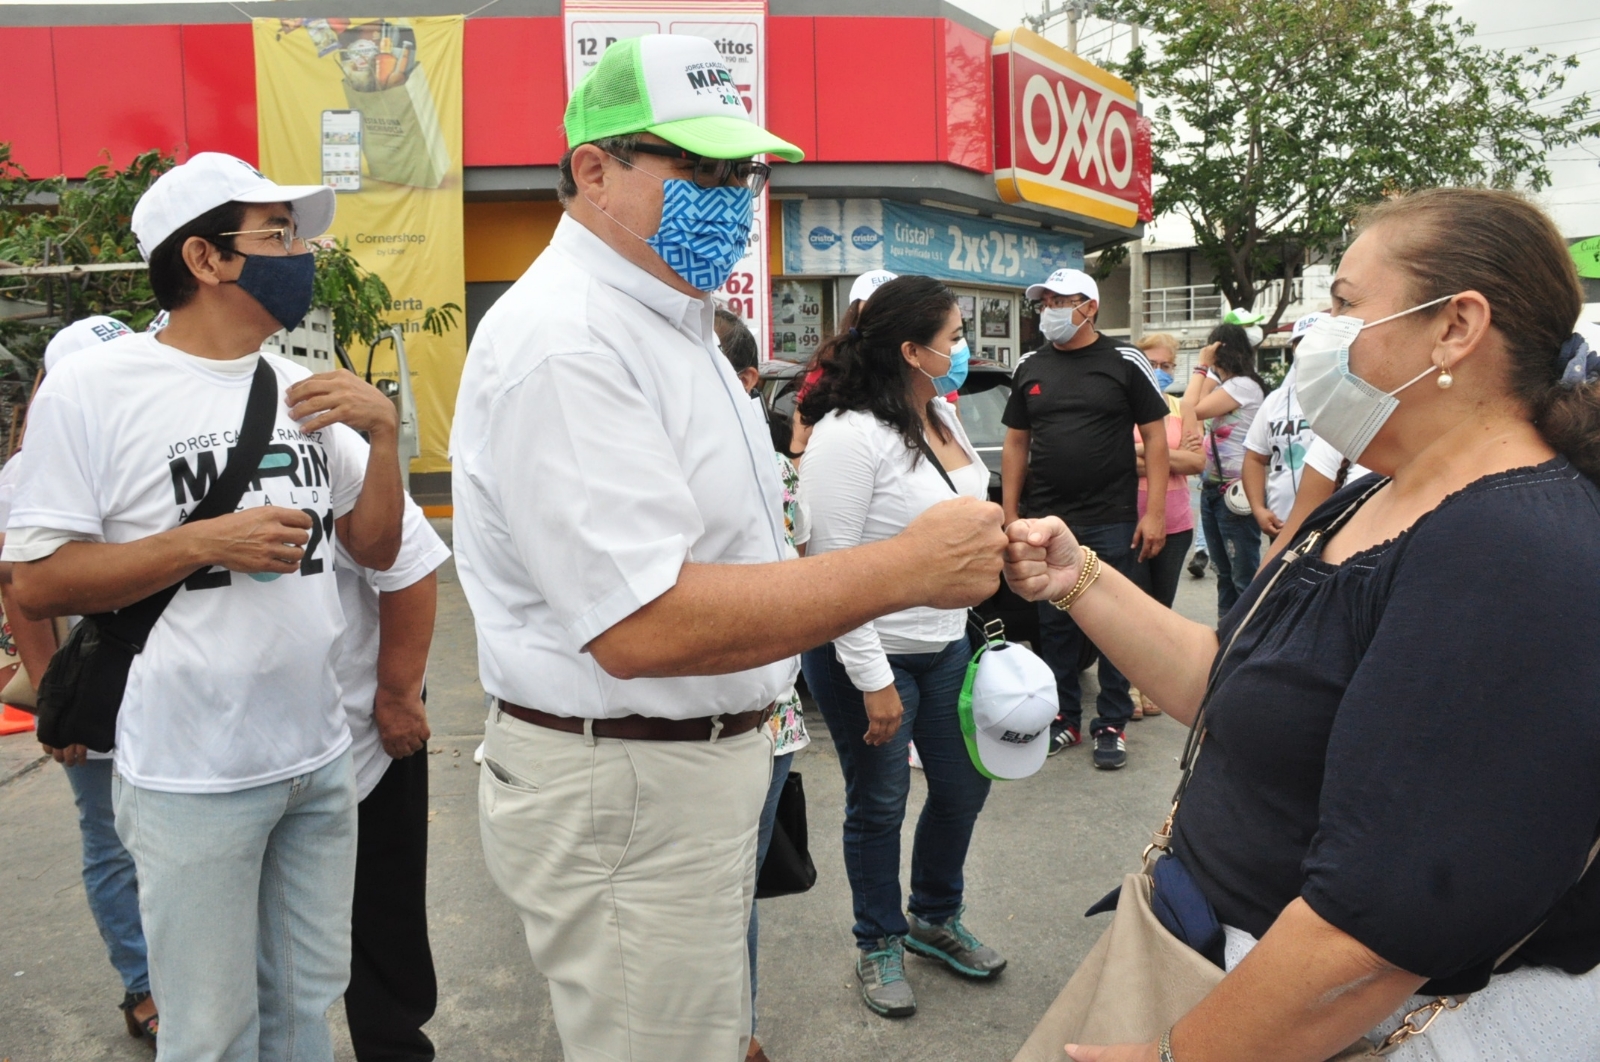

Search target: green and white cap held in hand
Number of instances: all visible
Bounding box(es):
[564,35,803,162]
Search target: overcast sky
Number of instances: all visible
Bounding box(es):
[952,0,1600,239]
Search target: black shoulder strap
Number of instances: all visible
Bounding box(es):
[98,358,281,651]
[914,435,958,494]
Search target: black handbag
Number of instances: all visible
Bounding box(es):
[756,770,818,899]
[35,359,280,752]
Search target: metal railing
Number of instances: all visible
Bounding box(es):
[1142,278,1307,327]
[1143,285,1223,327]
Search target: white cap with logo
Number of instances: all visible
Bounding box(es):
[44,315,133,373]
[1291,311,1326,342]
[958,641,1060,781]
[130,152,336,262]
[848,270,898,305]
[1025,267,1099,304]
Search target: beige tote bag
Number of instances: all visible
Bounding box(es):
[1011,871,1221,1061]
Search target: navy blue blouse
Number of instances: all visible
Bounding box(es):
[1171,458,1600,994]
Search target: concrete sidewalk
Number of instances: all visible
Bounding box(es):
[0,524,1219,1062]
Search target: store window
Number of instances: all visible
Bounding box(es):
[950,286,1021,367]
[770,279,832,361]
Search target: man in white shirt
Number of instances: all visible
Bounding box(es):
[334,498,449,1061]
[453,35,1005,1062]
[6,153,403,1062]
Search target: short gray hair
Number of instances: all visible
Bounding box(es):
[556,134,642,205]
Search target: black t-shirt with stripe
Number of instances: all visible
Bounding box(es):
[1002,334,1171,527]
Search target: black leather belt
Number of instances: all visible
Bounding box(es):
[498,700,770,742]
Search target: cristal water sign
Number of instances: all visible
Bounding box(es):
[992,26,1148,229]
[563,0,772,355]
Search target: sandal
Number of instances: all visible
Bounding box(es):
[120,990,158,1048]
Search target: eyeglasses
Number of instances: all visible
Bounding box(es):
[626,143,772,194]
[213,228,308,253]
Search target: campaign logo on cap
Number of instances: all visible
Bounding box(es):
[131,152,336,261]
[564,35,802,162]
[44,315,133,373]
[1291,311,1326,341]
[958,640,1059,781]
[1025,267,1099,304]
[848,269,898,305]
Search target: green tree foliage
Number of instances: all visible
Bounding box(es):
[0,146,170,360]
[1105,0,1600,327]
[0,145,458,367]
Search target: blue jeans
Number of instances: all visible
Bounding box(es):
[747,750,792,1035]
[1036,521,1137,735]
[802,639,991,951]
[114,749,358,1062]
[1199,483,1263,621]
[65,759,149,995]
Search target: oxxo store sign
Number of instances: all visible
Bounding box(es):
[991,27,1151,229]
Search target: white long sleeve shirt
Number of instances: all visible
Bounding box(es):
[800,401,987,691]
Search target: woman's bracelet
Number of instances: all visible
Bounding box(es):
[1157,1027,1176,1062]
[1049,545,1101,611]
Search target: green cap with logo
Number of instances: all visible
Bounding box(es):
[564,34,804,162]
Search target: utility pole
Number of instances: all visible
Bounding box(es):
[1128,21,1144,344]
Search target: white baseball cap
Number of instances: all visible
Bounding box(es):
[131,152,336,261]
[848,269,898,305]
[958,641,1059,781]
[44,315,133,373]
[1290,311,1326,341]
[1026,267,1099,304]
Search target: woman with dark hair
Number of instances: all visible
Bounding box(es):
[798,275,1005,1020]
[1180,322,1267,620]
[1005,187,1600,1061]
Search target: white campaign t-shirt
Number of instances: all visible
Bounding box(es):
[334,496,449,802]
[1243,369,1315,520]
[4,333,370,794]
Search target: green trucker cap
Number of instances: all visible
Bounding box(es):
[564,35,803,162]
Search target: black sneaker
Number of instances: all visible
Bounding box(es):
[1047,726,1081,756]
[1092,727,1127,770]
[1187,549,1209,578]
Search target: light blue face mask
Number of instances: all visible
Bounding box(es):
[1154,368,1175,392]
[588,170,754,294]
[919,338,971,393]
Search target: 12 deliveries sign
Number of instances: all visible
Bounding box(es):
[253,16,466,475]
[992,27,1149,229]
[563,0,773,356]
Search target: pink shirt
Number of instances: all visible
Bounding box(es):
[1136,411,1195,534]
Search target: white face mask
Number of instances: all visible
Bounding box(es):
[1040,304,1088,345]
[1293,294,1456,462]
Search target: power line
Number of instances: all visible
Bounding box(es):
[1473,16,1600,39]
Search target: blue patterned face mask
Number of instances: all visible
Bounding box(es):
[644,179,753,293]
[588,163,753,294]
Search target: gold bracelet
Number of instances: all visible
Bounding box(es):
[1049,545,1101,611]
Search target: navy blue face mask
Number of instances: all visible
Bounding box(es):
[230,251,317,331]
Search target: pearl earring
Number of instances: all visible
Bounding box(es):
[1437,366,1454,389]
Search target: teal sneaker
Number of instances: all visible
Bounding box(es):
[904,907,1007,978]
[855,936,916,1017]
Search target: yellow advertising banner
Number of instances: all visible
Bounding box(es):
[253,15,465,474]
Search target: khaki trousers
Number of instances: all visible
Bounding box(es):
[478,707,772,1062]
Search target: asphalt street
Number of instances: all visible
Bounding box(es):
[0,521,1218,1062]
